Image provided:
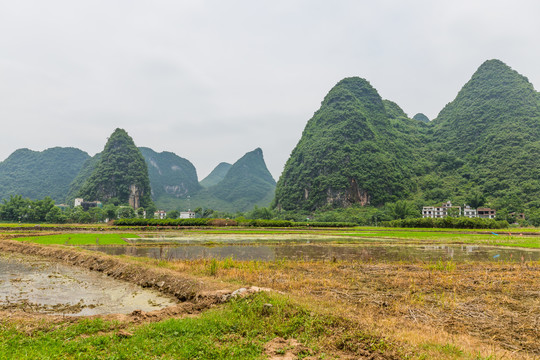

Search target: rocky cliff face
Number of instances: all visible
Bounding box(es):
[139,147,201,200]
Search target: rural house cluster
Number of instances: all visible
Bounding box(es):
[422,201,496,219]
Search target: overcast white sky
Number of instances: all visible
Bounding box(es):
[1,0,539,180]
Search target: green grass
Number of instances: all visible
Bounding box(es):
[342,230,540,248]
[0,222,106,228]
[15,233,139,245]
[0,292,370,359]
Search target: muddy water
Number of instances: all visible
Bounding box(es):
[0,253,176,316]
[83,244,540,262]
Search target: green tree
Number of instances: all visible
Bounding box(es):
[117,207,135,219]
[45,206,66,223]
[136,207,145,218]
[385,201,419,220]
[88,207,106,222]
[103,204,118,221]
[466,191,486,209]
[247,206,273,219]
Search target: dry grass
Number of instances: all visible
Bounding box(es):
[166,258,540,359]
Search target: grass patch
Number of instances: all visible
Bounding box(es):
[0,292,398,359]
[342,230,540,248]
[15,233,139,245]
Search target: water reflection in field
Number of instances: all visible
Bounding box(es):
[84,244,540,262]
[0,254,176,316]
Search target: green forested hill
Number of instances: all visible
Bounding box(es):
[76,129,153,208]
[158,148,276,212]
[275,59,540,213]
[3,59,539,216]
[199,162,232,188]
[274,77,422,211]
[65,153,102,205]
[423,59,540,209]
[0,147,90,203]
[139,147,201,201]
[209,148,275,209]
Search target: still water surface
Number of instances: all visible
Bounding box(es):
[84,244,540,262]
[0,253,176,316]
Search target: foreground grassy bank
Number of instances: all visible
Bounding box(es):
[3,292,385,360]
[0,284,507,360]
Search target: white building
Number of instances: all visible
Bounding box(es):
[462,205,477,218]
[422,201,461,218]
[423,201,496,219]
[180,211,195,219]
[154,210,167,219]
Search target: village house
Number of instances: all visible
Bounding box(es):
[477,207,497,219]
[422,201,496,219]
[74,198,103,211]
[422,201,461,218]
[154,210,167,219]
[462,205,477,218]
[179,211,195,219]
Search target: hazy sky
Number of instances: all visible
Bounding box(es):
[1,1,540,180]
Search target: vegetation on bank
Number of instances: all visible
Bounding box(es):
[113,218,357,228]
[15,233,138,245]
[0,292,404,360]
[383,216,508,229]
[2,193,539,229]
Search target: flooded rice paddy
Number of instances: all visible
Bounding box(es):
[0,253,176,316]
[3,235,538,318]
[83,243,540,262]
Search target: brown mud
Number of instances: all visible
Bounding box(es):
[0,240,267,328]
[0,240,205,301]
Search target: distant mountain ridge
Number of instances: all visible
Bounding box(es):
[0,147,89,203]
[200,162,232,188]
[2,59,537,215]
[139,147,201,201]
[208,148,275,209]
[0,142,275,212]
[157,148,276,212]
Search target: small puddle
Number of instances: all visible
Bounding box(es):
[81,244,540,262]
[0,253,176,316]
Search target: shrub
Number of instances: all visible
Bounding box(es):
[382,217,508,229]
